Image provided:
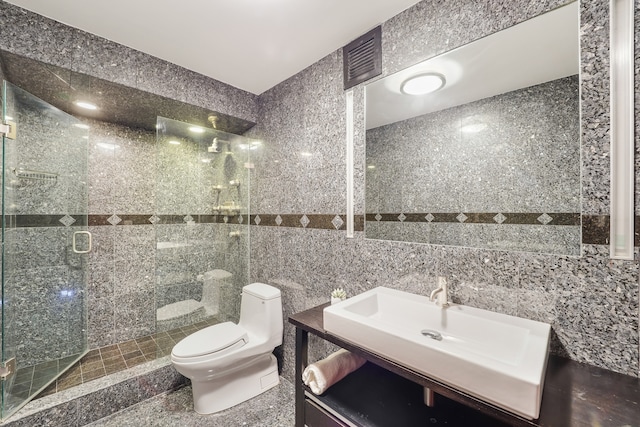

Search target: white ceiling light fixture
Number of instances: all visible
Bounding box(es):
[400,73,446,95]
[461,123,488,133]
[74,101,98,110]
[97,142,119,150]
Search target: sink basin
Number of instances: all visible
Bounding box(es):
[323,286,550,420]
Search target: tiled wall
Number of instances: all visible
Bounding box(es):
[366,76,581,255]
[249,0,640,382]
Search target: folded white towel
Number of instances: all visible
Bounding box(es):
[302,349,366,395]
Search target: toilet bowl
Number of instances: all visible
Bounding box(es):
[171,282,283,414]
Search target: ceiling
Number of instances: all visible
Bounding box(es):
[5,0,422,95]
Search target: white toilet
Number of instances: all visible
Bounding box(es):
[170,282,283,414]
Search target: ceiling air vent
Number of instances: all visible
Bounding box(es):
[343,26,382,90]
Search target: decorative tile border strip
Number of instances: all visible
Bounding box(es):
[249,214,365,231]
[5,214,248,228]
[246,213,620,247]
[8,213,635,247]
[365,212,582,226]
[6,214,88,228]
[88,214,248,226]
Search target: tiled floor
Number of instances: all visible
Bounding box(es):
[6,353,83,412]
[8,317,219,402]
[86,378,295,427]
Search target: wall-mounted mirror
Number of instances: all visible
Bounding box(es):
[365,2,580,256]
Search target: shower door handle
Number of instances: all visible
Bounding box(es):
[72,231,92,254]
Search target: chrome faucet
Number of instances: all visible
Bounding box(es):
[430,276,449,307]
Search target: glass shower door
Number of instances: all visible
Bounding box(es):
[1,81,89,420]
[154,117,251,338]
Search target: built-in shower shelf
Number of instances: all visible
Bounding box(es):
[156,241,192,250]
[157,299,205,322]
[156,300,216,331]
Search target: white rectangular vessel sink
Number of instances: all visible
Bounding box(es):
[323,287,551,420]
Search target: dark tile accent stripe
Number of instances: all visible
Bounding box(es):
[10,214,249,227]
[155,214,246,225]
[582,215,609,245]
[568,215,640,247]
[8,212,614,246]
[8,214,88,227]
[118,215,152,226]
[249,214,364,232]
[305,214,341,230]
[250,214,276,227]
[365,212,581,226]
[88,215,112,226]
[570,214,640,247]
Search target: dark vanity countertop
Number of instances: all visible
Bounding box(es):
[289,303,640,427]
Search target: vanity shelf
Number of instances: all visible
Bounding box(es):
[289,303,640,427]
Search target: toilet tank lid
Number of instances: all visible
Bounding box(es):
[172,322,247,358]
[243,283,281,300]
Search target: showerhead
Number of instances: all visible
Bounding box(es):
[207,137,231,154]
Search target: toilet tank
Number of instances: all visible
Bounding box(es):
[239,283,283,347]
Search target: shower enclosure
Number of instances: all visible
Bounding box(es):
[1,81,89,419]
[154,117,252,333]
[0,51,254,420]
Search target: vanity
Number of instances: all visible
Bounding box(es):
[290,303,640,427]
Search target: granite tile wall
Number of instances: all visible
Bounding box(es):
[250,0,640,383]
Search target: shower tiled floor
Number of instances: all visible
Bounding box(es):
[6,353,83,412]
[86,378,295,427]
[8,317,219,404]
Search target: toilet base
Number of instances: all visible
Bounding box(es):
[191,353,279,414]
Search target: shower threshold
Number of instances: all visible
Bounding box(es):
[3,317,219,426]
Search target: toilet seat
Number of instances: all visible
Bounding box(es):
[172,322,248,360]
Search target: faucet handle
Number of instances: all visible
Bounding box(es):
[435,276,449,307]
